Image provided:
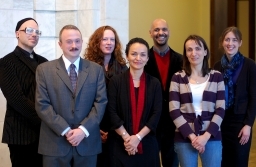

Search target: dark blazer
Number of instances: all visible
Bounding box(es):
[0,46,48,145]
[107,70,162,166]
[144,47,182,134]
[214,56,256,126]
[35,57,107,156]
[108,70,162,136]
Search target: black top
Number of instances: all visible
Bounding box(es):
[0,46,48,144]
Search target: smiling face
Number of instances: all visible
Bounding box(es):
[149,19,169,47]
[16,20,39,52]
[100,29,115,56]
[222,31,242,59]
[185,40,207,67]
[58,28,83,62]
[127,42,149,71]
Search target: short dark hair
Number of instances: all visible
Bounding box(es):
[183,35,210,77]
[15,17,38,31]
[125,37,149,56]
[59,25,82,42]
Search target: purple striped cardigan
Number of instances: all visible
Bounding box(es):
[169,70,225,142]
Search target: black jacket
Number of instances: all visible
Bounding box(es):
[214,56,256,126]
[0,46,48,145]
[144,47,182,135]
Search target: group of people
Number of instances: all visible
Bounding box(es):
[0,17,255,167]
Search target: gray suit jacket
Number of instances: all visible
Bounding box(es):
[35,57,107,156]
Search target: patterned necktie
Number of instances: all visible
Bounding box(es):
[69,64,77,92]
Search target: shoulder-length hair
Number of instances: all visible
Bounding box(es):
[84,25,126,66]
[183,35,210,77]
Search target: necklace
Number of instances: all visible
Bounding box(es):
[189,77,200,84]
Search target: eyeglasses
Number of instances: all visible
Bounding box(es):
[19,27,42,36]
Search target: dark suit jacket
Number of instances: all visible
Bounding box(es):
[214,56,256,126]
[144,47,182,135]
[35,57,107,156]
[0,46,48,145]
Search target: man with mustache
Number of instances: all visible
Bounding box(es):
[35,25,107,167]
[144,18,182,167]
[0,18,48,167]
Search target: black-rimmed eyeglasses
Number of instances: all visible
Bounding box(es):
[19,27,42,36]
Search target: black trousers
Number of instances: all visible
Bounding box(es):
[221,114,252,167]
[97,142,110,167]
[8,141,42,167]
[158,133,179,167]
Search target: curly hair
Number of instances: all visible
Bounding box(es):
[84,25,126,66]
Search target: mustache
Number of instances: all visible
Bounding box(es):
[157,34,167,38]
[70,48,79,51]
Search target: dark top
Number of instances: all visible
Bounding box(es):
[214,56,256,126]
[107,70,162,166]
[100,56,128,131]
[0,46,48,145]
[144,46,182,135]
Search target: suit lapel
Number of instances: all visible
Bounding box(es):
[76,58,89,94]
[56,57,74,93]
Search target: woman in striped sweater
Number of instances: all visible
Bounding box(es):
[169,35,225,167]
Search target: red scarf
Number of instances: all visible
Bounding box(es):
[129,72,146,154]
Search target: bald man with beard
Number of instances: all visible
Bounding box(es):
[144,19,182,167]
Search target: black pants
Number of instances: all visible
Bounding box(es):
[221,114,252,167]
[159,134,179,167]
[97,142,110,167]
[8,142,42,167]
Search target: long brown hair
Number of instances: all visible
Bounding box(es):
[84,25,126,66]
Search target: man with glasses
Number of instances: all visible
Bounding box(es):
[0,18,47,167]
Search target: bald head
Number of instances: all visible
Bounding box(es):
[149,18,170,49]
[150,19,169,31]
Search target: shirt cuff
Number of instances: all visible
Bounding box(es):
[61,127,71,136]
[79,125,90,138]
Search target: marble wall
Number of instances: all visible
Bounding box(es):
[0,0,128,166]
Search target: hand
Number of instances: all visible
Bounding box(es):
[65,129,72,138]
[66,128,85,146]
[238,125,251,145]
[127,148,138,156]
[192,135,208,148]
[100,130,108,143]
[124,135,140,155]
[197,146,205,154]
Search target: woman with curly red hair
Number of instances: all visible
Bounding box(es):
[84,25,127,167]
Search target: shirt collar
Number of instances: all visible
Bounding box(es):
[17,46,34,59]
[62,55,80,74]
[153,46,170,56]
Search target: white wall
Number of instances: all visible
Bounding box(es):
[0,0,128,166]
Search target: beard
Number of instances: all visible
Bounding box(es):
[155,41,167,47]
[154,34,168,46]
